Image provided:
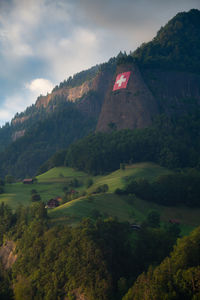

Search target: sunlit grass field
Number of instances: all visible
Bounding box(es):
[0,162,199,235]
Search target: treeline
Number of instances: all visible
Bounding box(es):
[52,65,100,91]
[0,101,96,179]
[0,105,47,153]
[117,169,200,207]
[133,9,200,73]
[52,55,118,92]
[0,202,180,300]
[123,226,200,300]
[52,111,200,175]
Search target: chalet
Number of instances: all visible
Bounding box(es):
[23,179,33,184]
[45,198,60,209]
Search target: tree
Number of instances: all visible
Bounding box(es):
[146,210,160,228]
[5,175,15,184]
[120,163,126,170]
[31,193,41,202]
[86,178,93,188]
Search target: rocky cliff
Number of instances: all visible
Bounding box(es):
[96,63,159,131]
[142,69,200,114]
[0,241,17,269]
[35,77,96,108]
[11,63,200,138]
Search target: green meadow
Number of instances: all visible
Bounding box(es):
[0,163,171,209]
[0,162,200,235]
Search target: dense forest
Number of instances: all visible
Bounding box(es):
[117,169,200,207]
[123,226,200,300]
[0,201,181,300]
[0,101,96,179]
[42,111,200,175]
[133,9,200,73]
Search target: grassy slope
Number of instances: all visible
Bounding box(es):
[0,167,88,210]
[0,163,199,235]
[89,162,172,193]
[0,163,169,209]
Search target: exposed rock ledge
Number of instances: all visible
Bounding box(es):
[12,130,26,141]
[0,241,17,269]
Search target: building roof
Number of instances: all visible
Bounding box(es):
[23,178,33,183]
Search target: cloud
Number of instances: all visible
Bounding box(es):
[0,77,54,126]
[25,78,54,96]
[76,0,200,49]
[37,27,101,82]
[0,94,33,126]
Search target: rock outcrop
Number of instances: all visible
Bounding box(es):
[0,241,17,269]
[35,77,97,109]
[12,130,25,141]
[96,63,159,131]
[142,69,200,115]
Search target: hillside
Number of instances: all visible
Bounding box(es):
[123,226,200,300]
[134,9,200,73]
[97,9,200,131]
[0,163,199,235]
[0,102,96,179]
[0,163,168,209]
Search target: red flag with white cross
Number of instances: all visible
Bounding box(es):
[113,72,131,91]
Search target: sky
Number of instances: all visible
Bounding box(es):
[0,0,200,126]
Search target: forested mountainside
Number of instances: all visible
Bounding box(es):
[123,226,200,300]
[1,9,200,179]
[0,199,199,300]
[134,9,200,73]
[42,111,200,175]
[0,102,96,179]
[0,201,181,300]
[0,59,116,153]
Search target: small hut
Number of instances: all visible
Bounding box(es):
[46,198,60,209]
[23,179,33,184]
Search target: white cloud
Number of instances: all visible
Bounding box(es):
[0,109,13,125]
[25,78,54,96]
[0,77,54,126]
[0,94,33,126]
[37,28,101,81]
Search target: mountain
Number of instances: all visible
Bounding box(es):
[0,9,200,179]
[97,9,200,131]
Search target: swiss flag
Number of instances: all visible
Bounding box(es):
[113,72,131,91]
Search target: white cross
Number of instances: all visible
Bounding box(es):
[116,75,127,87]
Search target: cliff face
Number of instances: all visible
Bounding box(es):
[9,64,200,141]
[0,241,17,269]
[142,69,200,114]
[96,63,159,131]
[35,77,97,108]
[12,130,25,141]
[77,68,115,118]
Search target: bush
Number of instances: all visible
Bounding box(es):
[31,194,41,202]
[30,189,37,195]
[94,184,109,194]
[86,178,93,188]
[5,175,15,184]
[115,188,125,195]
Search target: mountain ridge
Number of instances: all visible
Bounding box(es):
[0,9,200,178]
